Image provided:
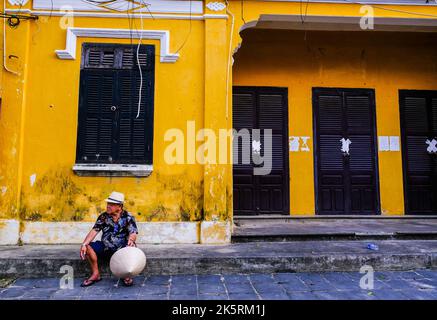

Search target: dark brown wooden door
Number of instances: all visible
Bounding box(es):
[313,88,380,215]
[233,87,289,215]
[400,90,437,215]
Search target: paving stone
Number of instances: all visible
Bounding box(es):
[11,278,62,289]
[371,280,391,290]
[137,294,168,300]
[259,292,289,300]
[11,278,40,288]
[144,276,171,285]
[414,270,437,279]
[408,278,437,290]
[400,289,437,300]
[0,288,27,299]
[277,278,309,292]
[110,292,139,300]
[51,288,85,298]
[170,275,197,284]
[197,275,222,283]
[286,291,319,300]
[225,283,255,294]
[170,286,197,295]
[50,295,80,300]
[383,279,421,290]
[320,290,379,300]
[22,288,58,298]
[313,290,353,300]
[273,273,300,283]
[371,289,410,300]
[326,280,360,291]
[228,293,259,300]
[374,272,404,281]
[344,272,365,281]
[110,286,142,296]
[82,286,111,294]
[350,290,378,300]
[139,284,169,295]
[87,278,119,289]
[198,294,228,300]
[323,273,357,283]
[198,283,226,294]
[169,295,198,300]
[399,271,425,280]
[222,274,249,284]
[79,295,111,300]
[249,281,275,291]
[296,274,336,291]
[249,274,273,283]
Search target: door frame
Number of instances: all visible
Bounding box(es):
[312,87,381,215]
[232,86,290,216]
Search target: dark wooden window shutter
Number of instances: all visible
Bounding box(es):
[76,43,155,165]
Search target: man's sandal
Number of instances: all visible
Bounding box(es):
[80,277,102,287]
[122,278,134,287]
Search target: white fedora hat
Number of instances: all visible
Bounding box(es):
[105,191,125,204]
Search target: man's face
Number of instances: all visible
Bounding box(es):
[106,202,122,215]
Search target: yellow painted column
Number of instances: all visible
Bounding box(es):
[200,16,231,243]
[0,17,31,221]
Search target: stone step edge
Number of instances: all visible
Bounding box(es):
[1,253,436,277]
[231,232,437,242]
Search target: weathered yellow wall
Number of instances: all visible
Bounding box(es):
[233,28,437,215]
[0,17,31,220]
[2,1,437,224]
[3,15,209,222]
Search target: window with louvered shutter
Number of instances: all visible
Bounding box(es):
[76,43,154,165]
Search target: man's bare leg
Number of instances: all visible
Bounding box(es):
[85,245,101,282]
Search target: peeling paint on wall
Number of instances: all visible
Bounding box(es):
[18,167,205,223]
[29,174,36,187]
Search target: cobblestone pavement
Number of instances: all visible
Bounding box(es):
[0,270,436,300]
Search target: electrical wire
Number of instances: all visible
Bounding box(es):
[341,0,437,18]
[135,0,146,119]
[225,0,235,120]
[174,0,192,55]
[241,0,246,24]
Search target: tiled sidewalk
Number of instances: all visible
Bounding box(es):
[1,270,436,300]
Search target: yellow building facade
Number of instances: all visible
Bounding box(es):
[0,1,436,245]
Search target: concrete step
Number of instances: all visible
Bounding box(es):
[232,218,437,242]
[231,232,437,242]
[1,241,436,277]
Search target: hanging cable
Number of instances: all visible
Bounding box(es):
[341,0,437,18]
[174,0,192,55]
[135,0,146,119]
[241,0,246,24]
[225,0,235,120]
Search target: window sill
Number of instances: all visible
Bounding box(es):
[72,164,153,177]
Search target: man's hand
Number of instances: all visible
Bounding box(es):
[80,245,87,260]
[127,232,137,247]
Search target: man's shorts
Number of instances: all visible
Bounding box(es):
[89,241,117,260]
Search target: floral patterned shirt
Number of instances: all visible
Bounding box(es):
[92,211,138,251]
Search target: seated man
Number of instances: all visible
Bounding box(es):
[80,191,138,287]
